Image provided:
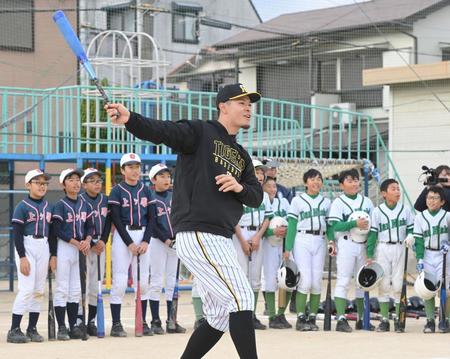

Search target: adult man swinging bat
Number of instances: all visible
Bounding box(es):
[105,83,263,359]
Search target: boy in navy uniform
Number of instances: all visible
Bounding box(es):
[79,168,111,335]
[7,169,53,343]
[52,168,94,340]
[108,153,153,337]
[145,163,186,334]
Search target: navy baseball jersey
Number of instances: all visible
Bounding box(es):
[108,181,151,227]
[52,196,94,242]
[12,197,53,237]
[149,190,174,242]
[80,192,109,237]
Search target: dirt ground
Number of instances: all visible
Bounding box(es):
[1,283,450,359]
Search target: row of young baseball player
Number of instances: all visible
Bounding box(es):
[190,160,450,334]
[7,153,184,343]
[7,154,450,344]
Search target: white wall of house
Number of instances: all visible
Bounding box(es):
[238,59,257,92]
[390,79,450,202]
[413,4,450,64]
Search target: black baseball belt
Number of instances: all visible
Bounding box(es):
[297,230,324,236]
[342,235,366,244]
[127,225,143,231]
[241,225,258,231]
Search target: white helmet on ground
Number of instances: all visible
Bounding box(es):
[356,262,384,291]
[348,210,371,243]
[267,216,288,247]
[414,271,441,300]
[277,259,300,291]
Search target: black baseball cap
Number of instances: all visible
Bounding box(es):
[216,83,261,109]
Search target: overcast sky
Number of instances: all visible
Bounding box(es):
[252,0,368,21]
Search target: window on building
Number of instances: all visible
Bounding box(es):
[106,2,137,55]
[172,2,202,44]
[341,54,382,90]
[0,0,34,51]
[318,60,337,92]
[442,48,450,61]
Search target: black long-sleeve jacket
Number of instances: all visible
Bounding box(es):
[125,112,263,238]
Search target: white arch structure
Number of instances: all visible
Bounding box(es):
[83,30,169,153]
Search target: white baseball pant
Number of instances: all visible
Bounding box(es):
[110,228,150,304]
[12,236,49,314]
[423,250,450,295]
[375,242,405,302]
[145,237,178,301]
[54,239,81,307]
[334,238,366,299]
[176,231,254,332]
[233,228,263,291]
[293,234,326,295]
[86,249,105,306]
[262,239,282,292]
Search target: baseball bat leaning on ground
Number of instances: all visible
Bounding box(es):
[135,254,143,337]
[398,247,409,331]
[79,253,88,341]
[96,254,105,338]
[323,248,333,331]
[439,251,448,332]
[48,268,56,340]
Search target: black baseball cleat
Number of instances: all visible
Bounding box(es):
[26,327,44,342]
[355,320,375,331]
[376,319,390,332]
[151,319,165,335]
[110,322,127,337]
[296,315,311,331]
[57,326,70,341]
[166,320,187,334]
[143,322,154,336]
[253,316,267,330]
[307,315,319,331]
[269,316,286,329]
[438,319,450,333]
[87,321,97,336]
[394,319,404,333]
[336,318,352,333]
[193,318,206,331]
[69,325,85,340]
[423,319,436,333]
[7,328,30,344]
[278,314,292,329]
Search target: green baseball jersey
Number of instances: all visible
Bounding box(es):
[239,192,273,227]
[288,193,330,232]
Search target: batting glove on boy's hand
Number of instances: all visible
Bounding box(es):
[416,259,424,273]
[441,241,450,254]
[404,234,415,249]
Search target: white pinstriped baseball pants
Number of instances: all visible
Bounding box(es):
[176,231,254,332]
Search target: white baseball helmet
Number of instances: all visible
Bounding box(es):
[277,259,300,291]
[348,210,371,243]
[267,216,288,247]
[414,271,441,300]
[356,262,384,291]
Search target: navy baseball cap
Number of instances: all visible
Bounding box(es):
[216,83,261,109]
